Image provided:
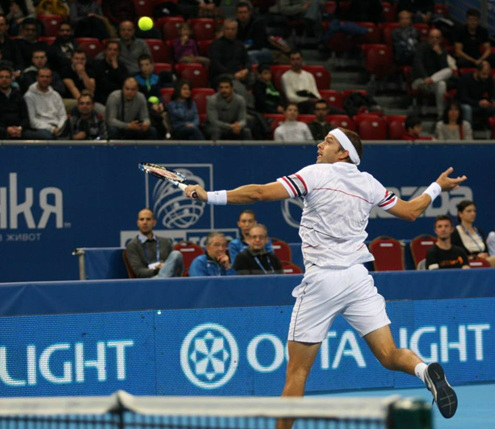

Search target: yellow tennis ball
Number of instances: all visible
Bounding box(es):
[138,16,154,31]
[148,96,159,105]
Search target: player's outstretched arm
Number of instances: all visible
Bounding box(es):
[387,167,467,221]
[185,182,290,204]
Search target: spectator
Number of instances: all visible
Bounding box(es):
[274,102,313,142]
[93,40,128,109]
[233,224,283,275]
[208,19,252,90]
[15,17,49,69]
[118,20,151,76]
[105,77,157,140]
[177,0,222,20]
[68,92,107,140]
[253,63,285,114]
[172,22,210,67]
[69,0,114,40]
[101,0,136,28]
[0,0,35,35]
[397,0,434,24]
[35,0,69,17]
[23,67,67,140]
[205,75,252,140]
[402,115,432,140]
[281,50,321,114]
[308,99,334,141]
[167,79,204,140]
[61,47,96,112]
[269,0,323,38]
[451,200,495,266]
[0,15,23,72]
[18,49,65,96]
[487,230,495,256]
[189,232,236,277]
[426,215,470,270]
[411,28,452,118]
[457,61,495,128]
[228,209,273,265]
[48,21,79,74]
[434,101,472,140]
[125,208,184,278]
[455,8,495,69]
[392,10,419,66]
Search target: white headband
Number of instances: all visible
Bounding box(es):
[328,129,360,166]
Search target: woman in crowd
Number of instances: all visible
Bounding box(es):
[435,101,473,141]
[167,80,204,140]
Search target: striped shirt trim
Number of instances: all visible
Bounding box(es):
[378,190,398,210]
[279,174,308,197]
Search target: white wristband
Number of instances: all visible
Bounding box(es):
[207,190,227,205]
[423,182,441,202]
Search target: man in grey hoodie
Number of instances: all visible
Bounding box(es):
[23,67,67,140]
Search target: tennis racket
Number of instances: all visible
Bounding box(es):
[138,162,197,197]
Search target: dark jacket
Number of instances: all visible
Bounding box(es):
[233,248,283,275]
[253,78,285,113]
[411,41,449,81]
[208,37,249,84]
[458,72,495,107]
[0,87,30,138]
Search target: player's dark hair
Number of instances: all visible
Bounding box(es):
[441,101,463,125]
[466,8,480,18]
[340,128,364,162]
[239,209,256,221]
[435,214,453,227]
[172,79,193,108]
[404,115,421,131]
[456,200,475,223]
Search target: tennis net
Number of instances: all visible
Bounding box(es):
[0,390,432,429]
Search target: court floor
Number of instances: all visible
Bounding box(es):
[322,383,495,429]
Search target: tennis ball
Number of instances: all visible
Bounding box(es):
[138,16,154,31]
[148,96,159,105]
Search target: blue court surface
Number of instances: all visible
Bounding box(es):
[320,383,495,429]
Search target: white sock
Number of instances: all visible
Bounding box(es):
[415,362,428,383]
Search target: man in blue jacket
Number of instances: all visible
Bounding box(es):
[189,232,236,277]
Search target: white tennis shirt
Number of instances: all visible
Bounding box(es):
[277,162,397,268]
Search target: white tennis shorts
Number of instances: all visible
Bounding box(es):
[288,264,390,343]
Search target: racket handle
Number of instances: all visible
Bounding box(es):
[177,182,197,199]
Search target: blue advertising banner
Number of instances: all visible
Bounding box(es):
[0,143,493,282]
[1,298,494,397]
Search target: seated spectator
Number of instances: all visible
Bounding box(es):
[205,75,252,140]
[397,0,433,24]
[134,53,172,139]
[189,232,236,277]
[308,99,335,141]
[18,49,65,96]
[48,21,79,74]
[281,50,321,114]
[69,92,107,140]
[426,215,470,270]
[455,8,495,69]
[118,20,151,76]
[23,67,67,140]
[253,63,285,114]
[101,0,136,28]
[274,103,313,142]
[487,230,495,256]
[233,224,283,275]
[105,77,158,140]
[61,48,96,112]
[451,200,495,266]
[0,0,35,36]
[434,101,473,140]
[458,61,495,128]
[167,79,204,140]
[392,10,419,66]
[94,40,128,110]
[70,0,113,40]
[229,209,273,265]
[269,0,323,39]
[126,208,183,278]
[35,0,69,17]
[402,115,432,140]
[0,15,23,73]
[172,22,210,67]
[411,28,452,118]
[15,17,50,70]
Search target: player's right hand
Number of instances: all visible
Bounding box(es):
[186,185,207,202]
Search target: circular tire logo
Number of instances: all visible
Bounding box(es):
[180,323,239,389]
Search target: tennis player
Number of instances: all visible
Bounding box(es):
[185,128,465,421]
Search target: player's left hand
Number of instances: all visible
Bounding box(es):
[435,167,467,191]
[186,184,207,202]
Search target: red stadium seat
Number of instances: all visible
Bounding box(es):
[38,36,55,44]
[265,113,285,137]
[434,4,449,17]
[159,16,184,41]
[133,0,152,17]
[385,115,407,140]
[413,23,430,40]
[282,261,303,274]
[324,28,356,53]
[355,115,387,140]
[361,44,395,79]
[356,22,381,44]
[381,2,397,22]
[410,234,436,268]
[160,87,174,104]
[145,39,171,63]
[303,65,331,89]
[197,39,214,57]
[319,89,343,109]
[269,65,290,91]
[341,89,369,103]
[326,114,356,131]
[469,258,492,268]
[379,22,399,46]
[173,241,204,275]
[175,63,209,88]
[37,14,63,37]
[76,38,103,59]
[297,114,316,124]
[271,238,292,262]
[369,236,405,271]
[192,87,215,114]
[188,18,215,41]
